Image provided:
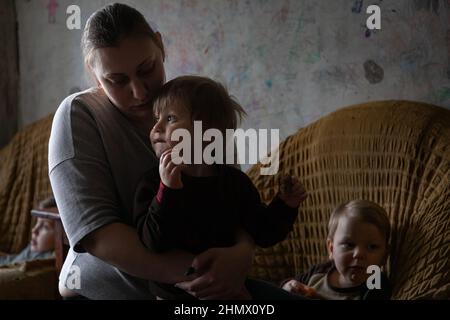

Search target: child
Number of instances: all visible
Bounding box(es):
[0,197,57,266]
[133,75,308,299]
[281,200,392,300]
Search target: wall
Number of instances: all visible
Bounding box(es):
[0,0,19,148]
[15,0,450,146]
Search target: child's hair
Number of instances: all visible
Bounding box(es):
[327,200,391,246]
[81,3,164,67]
[37,196,57,210]
[153,75,246,134]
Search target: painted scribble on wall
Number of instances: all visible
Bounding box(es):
[46,0,58,24]
[16,0,450,142]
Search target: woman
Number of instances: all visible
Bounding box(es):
[49,3,255,300]
[50,3,301,300]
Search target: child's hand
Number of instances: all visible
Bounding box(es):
[159,148,184,189]
[282,279,320,298]
[278,175,308,208]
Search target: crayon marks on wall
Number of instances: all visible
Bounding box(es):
[15,0,450,135]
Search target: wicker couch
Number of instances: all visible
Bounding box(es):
[248,100,450,300]
[0,114,56,299]
[0,100,448,299]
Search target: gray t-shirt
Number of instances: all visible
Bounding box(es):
[49,88,158,299]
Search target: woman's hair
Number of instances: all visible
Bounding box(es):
[328,200,391,246]
[153,75,246,134]
[81,3,164,67]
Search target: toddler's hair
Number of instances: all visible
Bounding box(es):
[153,75,246,135]
[328,200,390,246]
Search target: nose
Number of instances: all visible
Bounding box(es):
[130,79,148,102]
[152,119,164,134]
[32,225,39,236]
[353,246,367,260]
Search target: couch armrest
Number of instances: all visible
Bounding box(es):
[0,259,58,299]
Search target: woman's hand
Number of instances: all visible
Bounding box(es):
[175,236,255,299]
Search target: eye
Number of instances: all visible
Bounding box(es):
[167,115,177,122]
[368,244,379,251]
[341,242,354,249]
[108,78,128,86]
[139,62,156,76]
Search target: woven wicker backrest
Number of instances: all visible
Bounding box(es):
[247,100,450,299]
[0,114,54,253]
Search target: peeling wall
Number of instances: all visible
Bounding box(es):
[16,0,450,143]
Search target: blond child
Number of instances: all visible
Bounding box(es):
[0,197,57,266]
[282,200,392,300]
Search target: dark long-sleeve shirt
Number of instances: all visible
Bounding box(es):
[133,165,299,254]
[132,165,300,299]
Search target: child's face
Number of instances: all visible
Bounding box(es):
[30,218,55,252]
[327,216,387,287]
[150,101,193,158]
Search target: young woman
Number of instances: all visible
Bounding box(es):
[50,3,298,300]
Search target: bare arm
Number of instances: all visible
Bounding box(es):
[81,222,194,284]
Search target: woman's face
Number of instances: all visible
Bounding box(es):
[91,35,166,125]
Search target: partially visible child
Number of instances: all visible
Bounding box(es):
[133,75,308,300]
[0,197,57,266]
[281,200,392,300]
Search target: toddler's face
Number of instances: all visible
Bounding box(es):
[150,102,193,158]
[31,218,55,252]
[327,216,387,287]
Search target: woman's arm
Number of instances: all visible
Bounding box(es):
[81,222,195,284]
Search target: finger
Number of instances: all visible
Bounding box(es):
[289,181,307,193]
[165,158,178,173]
[161,150,172,167]
[175,280,193,292]
[189,283,225,299]
[191,251,214,274]
[290,180,305,190]
[292,188,307,197]
[171,164,184,177]
[175,274,212,293]
[198,291,231,300]
[298,192,309,201]
[160,148,172,161]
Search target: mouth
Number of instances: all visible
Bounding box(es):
[348,266,365,273]
[131,101,152,111]
[152,138,166,144]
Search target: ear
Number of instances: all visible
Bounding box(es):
[326,238,334,260]
[84,60,102,88]
[155,32,165,62]
[89,66,101,87]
